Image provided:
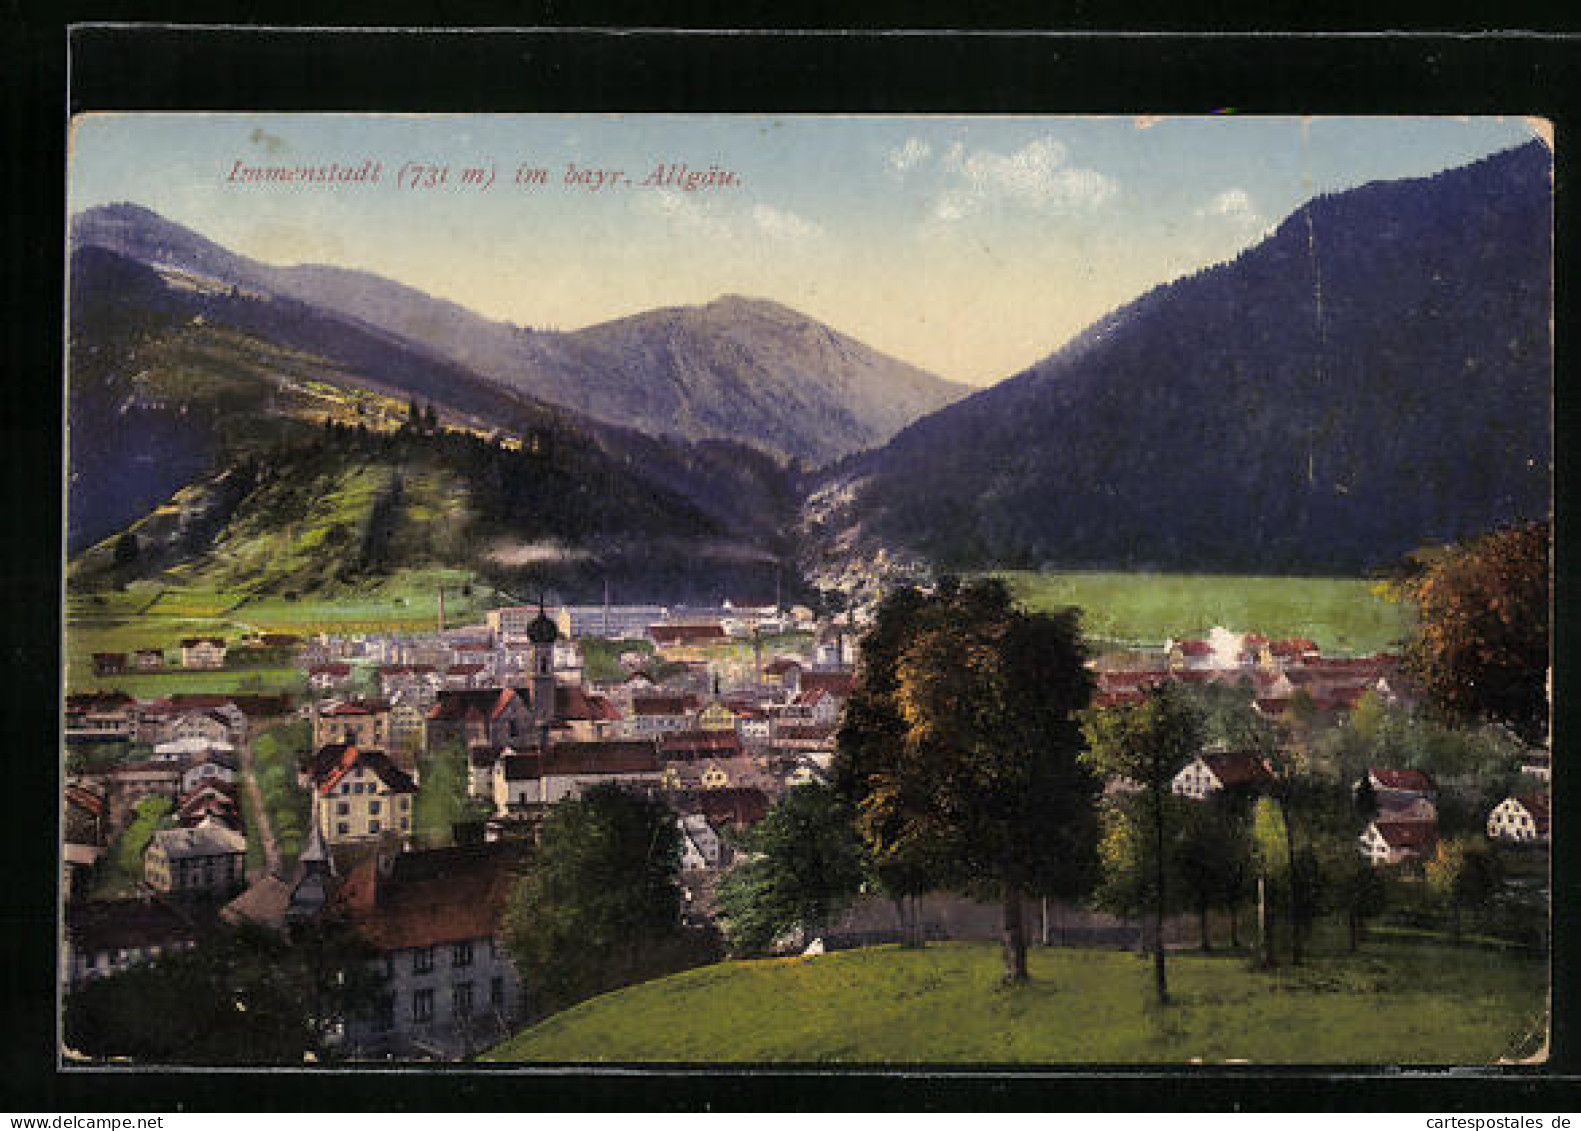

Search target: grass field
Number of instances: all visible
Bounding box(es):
[998,570,1414,654]
[482,940,1545,1065]
[64,567,499,697]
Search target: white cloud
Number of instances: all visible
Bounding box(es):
[636,190,822,246]
[1204,187,1257,220]
[885,137,932,174]
[929,136,1116,223]
[751,203,823,242]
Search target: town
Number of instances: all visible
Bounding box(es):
[62,578,1551,1061]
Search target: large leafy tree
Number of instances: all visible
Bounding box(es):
[836,579,1098,982]
[503,783,702,1016]
[1403,520,1550,743]
[715,784,866,955]
[1082,680,1203,1003]
[1425,834,1505,945]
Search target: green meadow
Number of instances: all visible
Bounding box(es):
[483,940,1545,1066]
[998,570,1414,654]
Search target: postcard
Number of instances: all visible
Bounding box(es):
[60,112,1552,1068]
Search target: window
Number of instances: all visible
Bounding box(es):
[376,993,395,1031]
[384,954,395,979]
[369,820,381,834]
[453,941,473,968]
[353,781,364,795]
[369,800,381,815]
[341,782,351,795]
[400,797,410,810]
[336,822,350,836]
[412,988,434,1023]
[490,976,505,1008]
[337,801,349,816]
[453,982,474,1018]
[400,817,409,830]
[413,946,434,974]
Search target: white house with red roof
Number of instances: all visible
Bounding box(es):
[1488,794,1550,843]
[310,744,418,845]
[1358,818,1439,865]
[1171,752,1273,799]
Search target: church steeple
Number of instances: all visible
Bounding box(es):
[528,598,559,748]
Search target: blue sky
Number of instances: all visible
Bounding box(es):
[69,114,1542,384]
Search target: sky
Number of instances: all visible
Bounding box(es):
[68,114,1543,386]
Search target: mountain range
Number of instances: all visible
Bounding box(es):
[810,140,1553,575]
[68,140,1554,593]
[70,203,967,466]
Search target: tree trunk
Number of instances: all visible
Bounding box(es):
[1001,885,1028,983]
[1258,875,1276,969]
[1153,789,1169,1004]
[1278,796,1302,965]
[911,893,927,949]
[1199,902,1211,952]
[1229,901,1240,949]
[892,896,912,948]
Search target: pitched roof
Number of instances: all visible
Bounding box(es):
[1371,820,1440,851]
[661,786,770,827]
[148,818,247,859]
[763,657,803,676]
[314,745,417,796]
[336,843,526,952]
[180,637,226,648]
[659,730,743,759]
[650,624,727,644]
[67,897,195,952]
[1199,752,1272,789]
[309,663,353,677]
[1370,767,1438,794]
[1176,640,1214,657]
[797,672,855,698]
[427,687,525,722]
[633,695,695,716]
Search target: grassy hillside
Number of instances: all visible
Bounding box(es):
[999,570,1414,654]
[482,941,1545,1065]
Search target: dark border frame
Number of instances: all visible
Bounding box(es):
[5,18,1578,1112]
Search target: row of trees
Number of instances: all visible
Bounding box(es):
[713,517,1548,1003]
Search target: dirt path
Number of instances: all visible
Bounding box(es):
[238,735,283,878]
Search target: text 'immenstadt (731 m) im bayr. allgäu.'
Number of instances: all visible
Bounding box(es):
[224,158,743,193]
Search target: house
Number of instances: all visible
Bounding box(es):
[157,708,238,747]
[1367,767,1438,809]
[1165,639,1215,672]
[795,686,845,727]
[1171,752,1272,800]
[661,786,770,832]
[63,897,196,986]
[659,729,744,763]
[623,695,699,738]
[310,745,418,845]
[179,753,238,794]
[771,722,838,752]
[387,697,430,759]
[443,663,488,690]
[308,662,354,692]
[134,648,165,670]
[378,664,441,703]
[492,741,663,816]
[92,652,128,676]
[761,657,803,690]
[696,701,739,732]
[649,623,727,649]
[177,782,242,831]
[180,637,227,669]
[678,813,722,870]
[549,685,623,742]
[313,700,393,749]
[152,735,235,763]
[143,817,248,897]
[336,842,528,1059]
[65,694,137,742]
[1488,794,1550,843]
[1358,819,1439,866]
[425,688,535,752]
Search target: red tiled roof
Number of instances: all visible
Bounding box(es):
[65,783,106,816]
[337,844,525,952]
[660,730,743,759]
[1370,767,1438,794]
[1269,638,1319,657]
[309,663,352,677]
[633,695,695,716]
[650,624,727,645]
[1200,752,1272,789]
[1372,820,1439,851]
[427,688,525,722]
[445,663,486,676]
[763,658,803,676]
[180,637,226,648]
[1519,793,1551,821]
[797,672,855,698]
[315,745,416,796]
[663,786,770,827]
[1177,640,1214,657]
